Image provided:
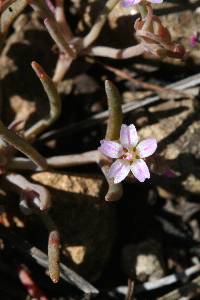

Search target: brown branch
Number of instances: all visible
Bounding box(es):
[104,64,193,99]
[55,0,72,40]
[38,72,200,142]
[28,0,75,58]
[0,0,27,34]
[5,173,51,211]
[8,150,99,171]
[82,0,121,49]
[88,44,145,59]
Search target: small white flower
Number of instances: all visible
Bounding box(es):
[98,124,157,184]
[122,0,163,7]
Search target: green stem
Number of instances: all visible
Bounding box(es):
[137,4,148,19]
[25,61,61,141]
[101,164,123,202]
[105,80,123,140]
[100,81,123,201]
[0,120,47,170]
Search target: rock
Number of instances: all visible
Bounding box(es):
[10,95,36,122]
[121,240,165,282]
[0,12,56,125]
[31,172,104,197]
[31,171,116,281]
[161,9,200,65]
[138,97,200,196]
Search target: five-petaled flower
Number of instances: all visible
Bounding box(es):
[122,0,163,7]
[99,124,157,184]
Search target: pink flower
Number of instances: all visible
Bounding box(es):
[189,34,198,47]
[99,124,157,183]
[122,0,163,7]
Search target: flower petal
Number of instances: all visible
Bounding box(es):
[136,138,157,158]
[108,159,130,183]
[122,0,141,7]
[131,159,150,182]
[98,140,123,158]
[122,0,163,8]
[148,0,163,3]
[120,124,138,147]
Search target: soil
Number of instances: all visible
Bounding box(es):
[0,1,200,299]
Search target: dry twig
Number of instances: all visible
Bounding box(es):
[116,264,200,295]
[158,275,200,300]
[39,72,200,142]
[0,226,99,294]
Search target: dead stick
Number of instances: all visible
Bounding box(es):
[104,64,193,99]
[116,264,200,295]
[0,226,99,295]
[158,275,200,300]
[8,150,99,171]
[38,72,200,142]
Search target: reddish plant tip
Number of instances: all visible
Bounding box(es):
[31,61,47,79]
[45,0,56,14]
[52,277,59,283]
[48,230,60,284]
[31,61,37,68]
[49,232,60,245]
[18,266,48,300]
[44,18,48,26]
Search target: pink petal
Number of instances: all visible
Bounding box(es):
[122,0,162,6]
[98,140,123,158]
[136,138,157,158]
[45,0,56,14]
[189,35,198,47]
[108,159,130,184]
[131,159,150,182]
[148,0,163,3]
[122,0,141,7]
[120,124,138,147]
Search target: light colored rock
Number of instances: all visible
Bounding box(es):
[121,240,165,282]
[138,97,200,195]
[64,246,86,265]
[32,172,103,198]
[10,95,36,122]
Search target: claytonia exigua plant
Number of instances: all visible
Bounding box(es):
[121,0,185,59]
[99,124,157,183]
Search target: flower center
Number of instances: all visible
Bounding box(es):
[121,147,140,162]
